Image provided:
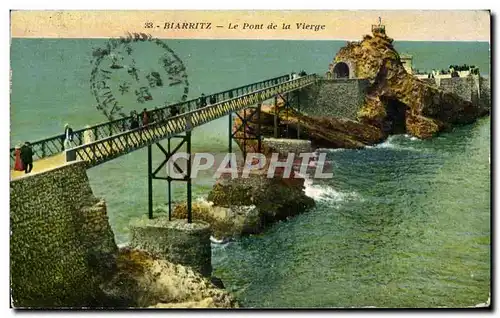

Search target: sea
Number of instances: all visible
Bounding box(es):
[10,38,491,308]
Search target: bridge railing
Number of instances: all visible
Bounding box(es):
[68,74,317,168]
[10,74,291,166]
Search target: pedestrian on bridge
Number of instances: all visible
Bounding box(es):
[20,142,33,174]
[152,107,159,123]
[63,123,74,150]
[83,125,95,144]
[170,105,180,117]
[142,108,149,128]
[130,111,139,130]
[157,107,167,123]
[198,93,207,108]
[209,95,217,105]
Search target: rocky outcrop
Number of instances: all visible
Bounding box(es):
[99,248,237,308]
[332,29,489,138]
[231,29,488,151]
[173,170,315,240]
[129,217,212,277]
[173,199,261,239]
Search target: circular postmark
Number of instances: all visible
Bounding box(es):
[90,32,189,121]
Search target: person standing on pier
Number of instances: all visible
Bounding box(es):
[20,142,33,174]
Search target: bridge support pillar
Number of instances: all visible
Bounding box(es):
[274,91,301,140]
[273,95,278,138]
[243,108,247,160]
[228,112,232,158]
[129,218,212,277]
[186,130,192,224]
[275,92,291,138]
[231,105,263,161]
[297,91,301,139]
[257,103,262,153]
[147,118,193,223]
[147,145,153,219]
[286,92,290,138]
[167,138,172,220]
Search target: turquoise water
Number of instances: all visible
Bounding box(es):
[10,38,490,307]
[213,118,491,307]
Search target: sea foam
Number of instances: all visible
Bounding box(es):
[302,176,360,203]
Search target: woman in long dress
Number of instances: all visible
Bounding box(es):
[13,144,24,171]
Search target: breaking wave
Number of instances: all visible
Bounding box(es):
[303,177,360,203]
[367,135,420,151]
[403,134,421,141]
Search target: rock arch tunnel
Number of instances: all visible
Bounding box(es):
[333,62,350,79]
[381,96,409,134]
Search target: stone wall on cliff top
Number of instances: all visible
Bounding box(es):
[417,76,488,108]
[296,75,488,126]
[439,77,474,103]
[10,161,117,307]
[297,78,370,120]
[480,76,491,110]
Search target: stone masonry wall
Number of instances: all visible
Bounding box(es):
[298,76,489,121]
[10,161,117,307]
[439,77,473,102]
[297,79,370,120]
[129,217,212,277]
[262,138,312,156]
[480,76,491,110]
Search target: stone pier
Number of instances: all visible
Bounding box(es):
[129,217,212,277]
[263,137,312,156]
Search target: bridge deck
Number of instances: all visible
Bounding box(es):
[10,74,317,178]
[11,153,65,180]
[10,129,159,180]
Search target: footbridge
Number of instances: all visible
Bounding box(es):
[10,73,317,221]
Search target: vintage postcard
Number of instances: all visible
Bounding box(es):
[9,10,491,309]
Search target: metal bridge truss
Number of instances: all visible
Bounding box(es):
[147,131,193,222]
[12,74,315,223]
[276,90,302,139]
[230,104,262,161]
[66,74,316,168]
[10,74,293,166]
